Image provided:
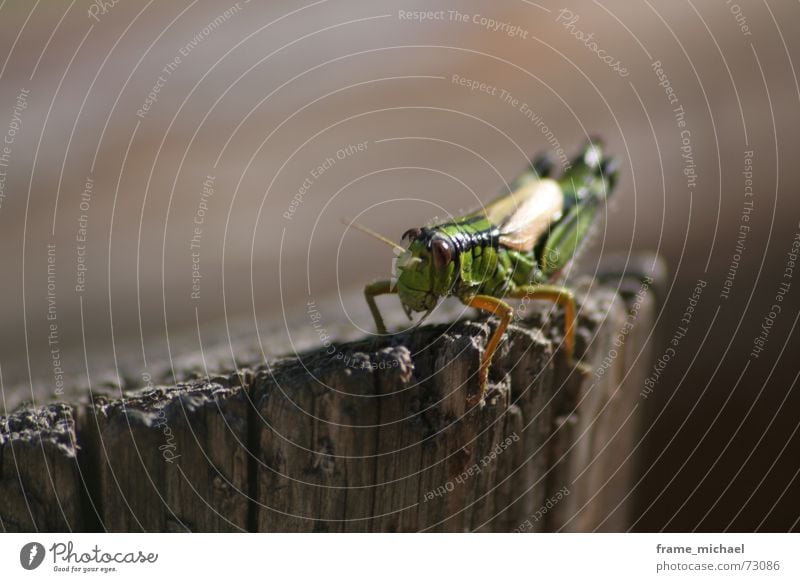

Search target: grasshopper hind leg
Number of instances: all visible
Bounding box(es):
[462,285,581,406]
[510,284,579,365]
[531,153,554,178]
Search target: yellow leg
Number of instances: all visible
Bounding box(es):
[509,284,577,361]
[364,280,395,334]
[462,294,513,403]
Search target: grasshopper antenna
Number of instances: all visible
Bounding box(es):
[341,217,406,253]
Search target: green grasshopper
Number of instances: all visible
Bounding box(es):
[348,141,617,402]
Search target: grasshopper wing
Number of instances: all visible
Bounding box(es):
[469,178,564,252]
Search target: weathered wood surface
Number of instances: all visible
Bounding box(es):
[0,273,659,532]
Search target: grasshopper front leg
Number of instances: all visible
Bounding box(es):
[364,279,395,334]
[462,294,514,405]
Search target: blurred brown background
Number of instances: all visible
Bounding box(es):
[0,0,798,531]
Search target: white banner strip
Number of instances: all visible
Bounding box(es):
[2,533,798,580]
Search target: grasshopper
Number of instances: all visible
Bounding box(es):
[348,141,617,402]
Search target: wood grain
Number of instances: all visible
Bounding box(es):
[0,278,657,532]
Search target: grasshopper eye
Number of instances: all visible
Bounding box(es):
[431,238,453,270]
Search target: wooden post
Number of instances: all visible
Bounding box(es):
[1,273,659,532]
[0,404,84,531]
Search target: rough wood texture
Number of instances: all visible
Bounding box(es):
[0,404,84,531]
[80,371,252,532]
[0,274,659,532]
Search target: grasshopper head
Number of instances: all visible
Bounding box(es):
[393,229,453,317]
[343,218,449,320]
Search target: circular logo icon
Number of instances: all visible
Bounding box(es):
[19,542,45,570]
